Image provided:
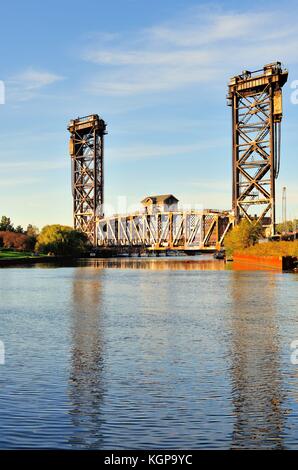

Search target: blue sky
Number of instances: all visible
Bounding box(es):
[0,0,298,228]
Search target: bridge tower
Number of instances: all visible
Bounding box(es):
[68,114,107,245]
[227,62,288,235]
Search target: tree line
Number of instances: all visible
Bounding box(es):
[0,216,89,256]
[0,215,39,236]
[276,219,298,234]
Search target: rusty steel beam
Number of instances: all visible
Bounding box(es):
[68,114,107,245]
[227,62,288,236]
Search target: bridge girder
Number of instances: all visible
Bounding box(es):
[97,210,234,251]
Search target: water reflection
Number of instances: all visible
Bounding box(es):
[78,257,226,271]
[229,261,282,272]
[68,269,104,448]
[229,271,284,449]
[1,262,297,449]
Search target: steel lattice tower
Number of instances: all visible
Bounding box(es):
[227,62,288,236]
[68,114,107,245]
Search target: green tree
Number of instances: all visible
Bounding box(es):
[25,224,39,250]
[224,219,264,257]
[276,220,297,234]
[26,224,39,238]
[15,225,24,233]
[35,224,89,256]
[26,224,40,250]
[0,216,14,232]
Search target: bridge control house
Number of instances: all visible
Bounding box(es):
[141,195,179,214]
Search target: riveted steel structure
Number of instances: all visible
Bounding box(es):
[68,114,107,245]
[97,210,234,251]
[227,62,288,235]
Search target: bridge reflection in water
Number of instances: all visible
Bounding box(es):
[64,260,288,449]
[68,269,105,448]
[77,257,282,272]
[79,257,226,271]
[229,271,284,449]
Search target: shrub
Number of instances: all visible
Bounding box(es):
[224,219,264,257]
[35,225,89,256]
[0,231,32,251]
[26,224,39,250]
[242,240,298,257]
[276,219,298,234]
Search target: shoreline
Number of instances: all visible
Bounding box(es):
[0,256,75,267]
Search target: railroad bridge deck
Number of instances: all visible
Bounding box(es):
[97,210,234,252]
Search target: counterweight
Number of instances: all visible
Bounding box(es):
[227,62,288,236]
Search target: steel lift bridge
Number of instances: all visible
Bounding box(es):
[68,62,287,251]
[68,116,233,252]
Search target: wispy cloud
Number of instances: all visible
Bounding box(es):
[82,7,298,96]
[189,180,231,192]
[14,68,64,90]
[8,67,64,101]
[147,11,295,47]
[0,160,68,171]
[0,177,41,188]
[107,139,226,161]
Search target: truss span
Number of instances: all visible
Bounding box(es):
[97,210,234,251]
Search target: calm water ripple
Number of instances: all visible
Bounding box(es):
[0,257,297,449]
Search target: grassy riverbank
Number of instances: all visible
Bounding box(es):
[0,250,37,259]
[237,240,298,257]
[0,251,76,267]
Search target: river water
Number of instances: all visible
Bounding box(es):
[0,256,298,449]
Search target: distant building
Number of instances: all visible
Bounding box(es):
[141,194,179,214]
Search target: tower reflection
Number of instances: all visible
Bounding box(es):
[68,268,104,448]
[229,271,284,449]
